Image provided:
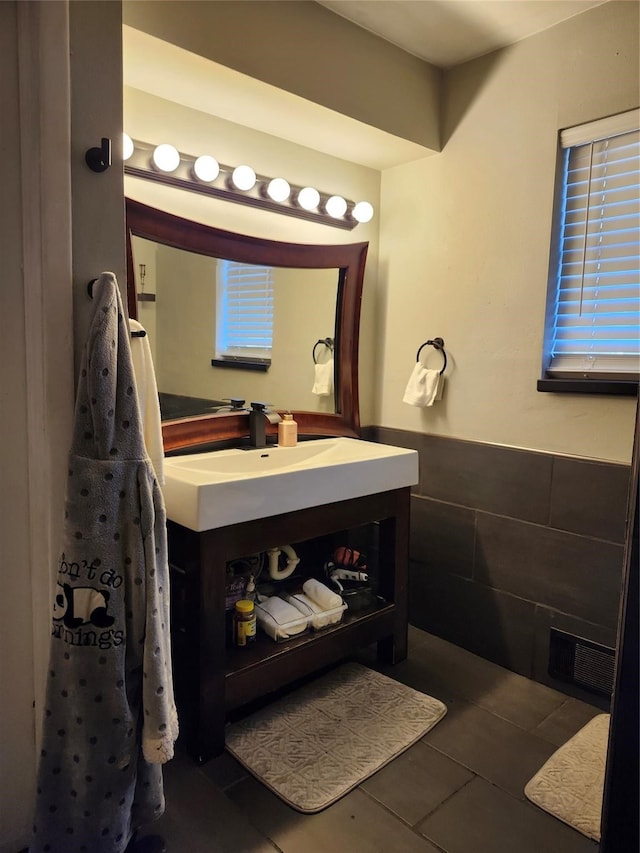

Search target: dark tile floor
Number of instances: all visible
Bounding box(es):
[147,627,603,853]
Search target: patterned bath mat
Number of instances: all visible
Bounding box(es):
[525,713,610,841]
[226,661,447,813]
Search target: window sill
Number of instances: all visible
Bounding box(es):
[537,378,638,396]
[211,358,270,372]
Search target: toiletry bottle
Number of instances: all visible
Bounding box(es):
[278,412,297,447]
[233,599,256,647]
[245,574,256,602]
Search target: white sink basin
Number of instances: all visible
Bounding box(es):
[162,437,419,531]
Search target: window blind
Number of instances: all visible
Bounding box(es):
[548,111,640,378]
[216,260,273,361]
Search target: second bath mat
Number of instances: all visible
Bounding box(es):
[225,661,447,813]
[525,713,609,841]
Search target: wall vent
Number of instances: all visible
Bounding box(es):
[548,628,615,698]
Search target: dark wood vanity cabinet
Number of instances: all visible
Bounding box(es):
[167,487,411,764]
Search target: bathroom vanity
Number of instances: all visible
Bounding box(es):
[125,199,418,762]
[165,443,415,764]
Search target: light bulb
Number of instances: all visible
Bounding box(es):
[152,143,180,173]
[193,155,220,183]
[231,165,256,191]
[353,201,374,223]
[122,133,134,161]
[325,195,348,218]
[297,186,320,211]
[266,177,291,202]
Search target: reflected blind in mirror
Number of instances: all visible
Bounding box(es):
[216,259,274,362]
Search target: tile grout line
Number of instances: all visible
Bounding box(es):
[529,697,572,737]
[413,773,477,829]
[416,683,566,739]
[357,781,463,853]
[422,738,544,804]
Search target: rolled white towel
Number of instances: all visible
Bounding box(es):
[302,578,343,611]
[287,592,346,630]
[255,595,309,641]
[286,592,323,615]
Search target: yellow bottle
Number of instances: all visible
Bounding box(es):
[233,599,256,647]
[278,412,297,447]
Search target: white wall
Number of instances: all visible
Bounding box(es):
[122,0,441,152]
[0,6,36,847]
[270,267,337,413]
[70,3,126,372]
[377,1,638,463]
[154,242,215,398]
[1,2,78,849]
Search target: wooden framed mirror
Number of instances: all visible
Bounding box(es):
[125,198,368,453]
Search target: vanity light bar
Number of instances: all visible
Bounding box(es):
[122,137,374,230]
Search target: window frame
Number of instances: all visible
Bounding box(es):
[212,258,274,372]
[539,109,639,396]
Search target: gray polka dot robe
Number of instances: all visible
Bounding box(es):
[31,273,178,852]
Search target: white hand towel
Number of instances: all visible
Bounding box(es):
[129,319,165,485]
[402,363,440,407]
[312,358,334,396]
[302,578,343,611]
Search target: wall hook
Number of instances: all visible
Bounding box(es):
[85,137,112,173]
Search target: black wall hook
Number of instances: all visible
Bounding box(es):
[416,337,447,374]
[85,137,112,173]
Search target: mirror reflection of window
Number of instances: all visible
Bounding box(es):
[215,260,274,365]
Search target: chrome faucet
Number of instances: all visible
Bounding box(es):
[248,402,281,448]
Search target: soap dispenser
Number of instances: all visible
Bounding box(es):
[278,412,297,447]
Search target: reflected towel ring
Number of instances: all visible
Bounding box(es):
[416,337,447,374]
[313,337,334,364]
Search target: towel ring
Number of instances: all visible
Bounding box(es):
[416,337,447,374]
[313,337,334,364]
